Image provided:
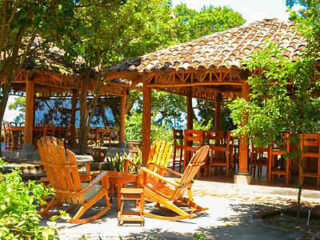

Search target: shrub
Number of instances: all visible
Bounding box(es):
[0,159,59,240]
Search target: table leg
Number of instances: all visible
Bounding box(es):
[110,181,114,203]
[117,183,123,211]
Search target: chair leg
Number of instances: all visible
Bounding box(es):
[268,155,272,183]
[39,197,59,217]
[226,151,229,177]
[173,147,177,171]
[70,190,111,224]
[317,159,320,188]
[143,188,193,221]
[179,148,183,173]
[209,150,213,176]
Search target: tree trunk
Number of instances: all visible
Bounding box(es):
[79,80,88,155]
[0,67,15,156]
[297,158,304,219]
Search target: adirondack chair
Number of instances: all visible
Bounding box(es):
[140,145,210,221]
[38,137,111,224]
[124,140,173,175]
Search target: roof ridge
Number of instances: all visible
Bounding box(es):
[106,18,305,74]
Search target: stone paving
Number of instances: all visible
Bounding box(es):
[54,180,320,240]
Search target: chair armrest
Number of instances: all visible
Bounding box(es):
[81,171,107,193]
[148,163,182,177]
[141,167,179,187]
[124,159,140,172]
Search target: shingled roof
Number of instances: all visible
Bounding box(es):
[23,37,85,75]
[106,18,306,74]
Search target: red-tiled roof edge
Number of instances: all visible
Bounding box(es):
[106,18,306,74]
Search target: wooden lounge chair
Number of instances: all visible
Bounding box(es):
[124,139,173,175]
[38,137,111,224]
[140,145,210,221]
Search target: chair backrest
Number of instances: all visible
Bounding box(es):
[184,130,203,150]
[204,130,229,148]
[37,137,83,203]
[147,140,173,173]
[173,129,184,148]
[3,122,13,135]
[173,145,210,200]
[45,123,56,137]
[2,122,11,146]
[65,124,76,147]
[300,134,320,159]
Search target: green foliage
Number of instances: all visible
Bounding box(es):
[193,119,213,131]
[229,41,319,147]
[8,97,25,124]
[193,232,206,240]
[105,149,142,172]
[125,111,173,143]
[0,159,59,240]
[172,4,245,42]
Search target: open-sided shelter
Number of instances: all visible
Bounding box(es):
[105,19,309,178]
[0,38,129,150]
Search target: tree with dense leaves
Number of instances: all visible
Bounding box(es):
[0,0,75,155]
[229,1,320,218]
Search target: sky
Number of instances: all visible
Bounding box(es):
[172,0,290,24]
[4,0,290,122]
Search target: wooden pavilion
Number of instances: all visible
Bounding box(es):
[104,18,307,181]
[1,38,129,151]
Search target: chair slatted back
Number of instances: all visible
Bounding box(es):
[45,123,56,137]
[184,130,204,168]
[204,130,230,149]
[65,124,76,148]
[38,137,83,204]
[3,122,14,149]
[173,129,184,148]
[300,133,320,166]
[147,140,173,174]
[173,145,209,200]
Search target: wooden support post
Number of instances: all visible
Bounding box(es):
[214,93,222,131]
[71,89,77,127]
[70,89,77,147]
[33,94,36,126]
[142,85,151,165]
[119,90,127,145]
[24,78,34,144]
[237,83,250,178]
[186,89,193,130]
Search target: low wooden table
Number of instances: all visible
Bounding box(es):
[118,188,144,226]
[106,171,140,211]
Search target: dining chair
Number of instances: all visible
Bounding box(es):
[45,123,56,137]
[183,130,204,173]
[250,144,269,178]
[205,130,231,176]
[3,122,13,150]
[300,133,320,187]
[172,129,184,172]
[268,134,291,184]
[229,134,239,171]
